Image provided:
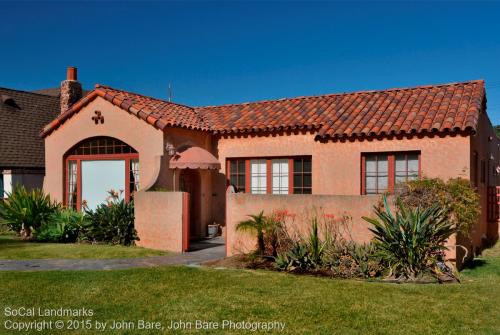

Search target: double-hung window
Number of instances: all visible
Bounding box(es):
[362,151,420,194]
[227,156,312,194]
[250,159,267,194]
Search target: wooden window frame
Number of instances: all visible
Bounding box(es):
[64,153,139,210]
[361,151,421,195]
[226,156,312,195]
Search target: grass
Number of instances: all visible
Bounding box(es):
[0,243,499,334]
[0,233,167,259]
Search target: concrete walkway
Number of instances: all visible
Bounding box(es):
[0,237,226,272]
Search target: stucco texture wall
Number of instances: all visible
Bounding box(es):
[470,111,500,249]
[43,97,165,202]
[226,193,381,256]
[216,131,471,196]
[134,191,186,252]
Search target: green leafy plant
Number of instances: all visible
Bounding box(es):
[363,196,455,281]
[82,193,137,246]
[307,217,325,265]
[0,186,60,238]
[396,177,479,235]
[236,211,269,255]
[35,209,87,243]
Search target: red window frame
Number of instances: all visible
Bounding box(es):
[361,151,421,195]
[65,154,139,210]
[226,156,311,194]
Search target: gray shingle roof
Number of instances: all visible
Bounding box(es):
[0,87,59,168]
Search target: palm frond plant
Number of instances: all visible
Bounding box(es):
[363,196,455,281]
[236,211,269,255]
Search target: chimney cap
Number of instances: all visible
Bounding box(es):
[66,67,78,81]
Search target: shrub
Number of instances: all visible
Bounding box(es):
[363,196,455,281]
[396,177,479,235]
[0,186,60,238]
[82,196,137,246]
[35,209,86,243]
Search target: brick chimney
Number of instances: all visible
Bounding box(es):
[60,66,82,113]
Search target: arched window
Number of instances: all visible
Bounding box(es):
[65,137,139,210]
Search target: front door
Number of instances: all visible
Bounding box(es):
[179,169,201,239]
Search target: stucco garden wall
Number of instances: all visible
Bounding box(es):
[43,97,165,202]
[226,193,382,256]
[134,191,188,252]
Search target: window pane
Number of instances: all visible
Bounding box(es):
[294,174,302,187]
[303,158,312,173]
[395,154,406,173]
[366,176,376,193]
[366,156,376,173]
[250,160,267,194]
[378,176,388,191]
[408,154,419,174]
[238,160,245,172]
[230,160,237,172]
[377,156,388,174]
[294,159,303,173]
[303,174,312,188]
[272,159,288,194]
[238,175,245,189]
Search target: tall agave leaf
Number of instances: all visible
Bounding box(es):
[363,196,455,280]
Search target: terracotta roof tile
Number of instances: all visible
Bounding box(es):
[41,80,485,140]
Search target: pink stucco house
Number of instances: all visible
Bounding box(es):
[42,67,499,261]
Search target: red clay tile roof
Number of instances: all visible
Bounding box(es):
[197,80,485,139]
[41,85,209,137]
[41,80,485,140]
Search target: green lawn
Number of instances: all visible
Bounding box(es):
[0,234,167,259]
[0,244,499,334]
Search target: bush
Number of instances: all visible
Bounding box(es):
[0,186,60,238]
[395,177,479,235]
[363,197,455,281]
[82,198,137,246]
[35,209,87,243]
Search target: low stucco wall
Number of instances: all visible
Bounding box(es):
[134,191,187,252]
[226,193,382,256]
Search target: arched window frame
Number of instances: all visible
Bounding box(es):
[64,137,139,210]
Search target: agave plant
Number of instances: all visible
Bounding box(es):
[363,196,455,281]
[0,186,60,238]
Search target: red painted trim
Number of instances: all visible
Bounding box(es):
[245,160,251,193]
[182,192,190,252]
[288,158,294,194]
[64,153,139,210]
[361,155,366,195]
[266,159,272,194]
[66,153,138,160]
[361,151,421,195]
[76,160,82,210]
[388,154,395,193]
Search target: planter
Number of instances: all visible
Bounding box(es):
[208,224,219,237]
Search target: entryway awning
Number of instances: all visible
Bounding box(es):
[169,146,221,170]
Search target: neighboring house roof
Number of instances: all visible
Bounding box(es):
[32,87,91,97]
[41,80,486,140]
[0,87,60,168]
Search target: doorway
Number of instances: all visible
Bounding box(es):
[179,169,201,239]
